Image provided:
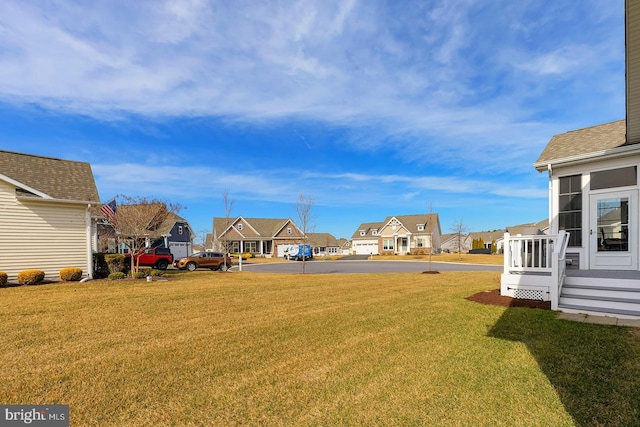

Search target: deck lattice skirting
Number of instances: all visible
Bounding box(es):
[500,231,569,311]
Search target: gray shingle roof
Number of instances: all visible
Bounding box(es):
[306,233,340,247]
[381,214,440,234]
[535,120,628,168]
[351,222,384,239]
[0,150,100,202]
[213,217,297,238]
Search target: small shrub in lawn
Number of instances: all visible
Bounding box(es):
[105,254,126,274]
[0,272,7,286]
[17,270,45,285]
[150,269,164,277]
[59,267,83,281]
[133,271,147,279]
[108,272,126,280]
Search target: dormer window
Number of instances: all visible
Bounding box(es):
[372,230,378,236]
[417,224,424,231]
[360,231,366,236]
[237,224,244,231]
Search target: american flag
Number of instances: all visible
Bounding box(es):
[101,199,117,225]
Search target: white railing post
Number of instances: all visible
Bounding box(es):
[503,232,511,273]
[550,251,559,310]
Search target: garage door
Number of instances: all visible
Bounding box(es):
[277,244,295,258]
[169,242,189,260]
[353,242,378,255]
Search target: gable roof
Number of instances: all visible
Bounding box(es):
[306,233,341,247]
[468,230,504,242]
[157,212,191,236]
[506,219,548,236]
[380,214,440,234]
[0,150,100,202]
[351,222,384,239]
[534,120,634,171]
[213,217,301,239]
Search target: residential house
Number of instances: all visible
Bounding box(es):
[350,222,383,255]
[351,214,441,255]
[306,233,344,257]
[99,209,194,260]
[156,212,194,259]
[469,230,504,252]
[340,239,352,255]
[212,216,305,257]
[493,220,549,254]
[440,233,471,253]
[501,0,640,316]
[0,150,100,282]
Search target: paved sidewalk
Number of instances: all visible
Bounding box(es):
[558,312,640,327]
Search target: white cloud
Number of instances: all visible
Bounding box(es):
[0,0,625,170]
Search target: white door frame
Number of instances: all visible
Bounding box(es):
[589,189,638,270]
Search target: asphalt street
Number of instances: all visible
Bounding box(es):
[234,260,502,274]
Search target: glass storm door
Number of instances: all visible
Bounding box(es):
[590,190,637,270]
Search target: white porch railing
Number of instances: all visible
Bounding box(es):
[501,231,570,310]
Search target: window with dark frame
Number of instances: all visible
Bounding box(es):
[559,174,582,247]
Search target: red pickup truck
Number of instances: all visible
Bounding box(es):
[125,247,174,270]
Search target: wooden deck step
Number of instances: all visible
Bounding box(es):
[560,277,640,318]
[558,303,640,319]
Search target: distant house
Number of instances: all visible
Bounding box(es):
[340,238,352,255]
[468,230,504,250]
[306,233,344,257]
[212,216,305,257]
[98,209,194,260]
[0,150,100,282]
[154,212,194,259]
[440,233,471,253]
[351,214,441,255]
[350,222,383,255]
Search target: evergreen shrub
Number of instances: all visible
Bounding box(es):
[17,270,45,285]
[60,267,83,281]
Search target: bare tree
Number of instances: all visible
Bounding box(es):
[221,190,236,271]
[104,195,182,274]
[195,229,209,248]
[295,192,315,274]
[450,219,469,260]
[426,202,435,272]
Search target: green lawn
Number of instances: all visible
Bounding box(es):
[2,272,639,426]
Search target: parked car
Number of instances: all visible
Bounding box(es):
[174,251,232,271]
[124,247,174,270]
[283,244,313,261]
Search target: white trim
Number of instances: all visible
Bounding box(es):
[0,173,52,199]
[534,144,640,171]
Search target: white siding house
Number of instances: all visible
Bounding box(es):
[0,151,100,283]
[500,1,640,317]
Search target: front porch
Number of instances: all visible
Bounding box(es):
[501,232,640,319]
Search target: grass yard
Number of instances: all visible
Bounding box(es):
[2,272,639,426]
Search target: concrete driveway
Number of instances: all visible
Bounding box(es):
[234,259,502,274]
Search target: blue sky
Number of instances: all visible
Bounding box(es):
[0,0,626,241]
